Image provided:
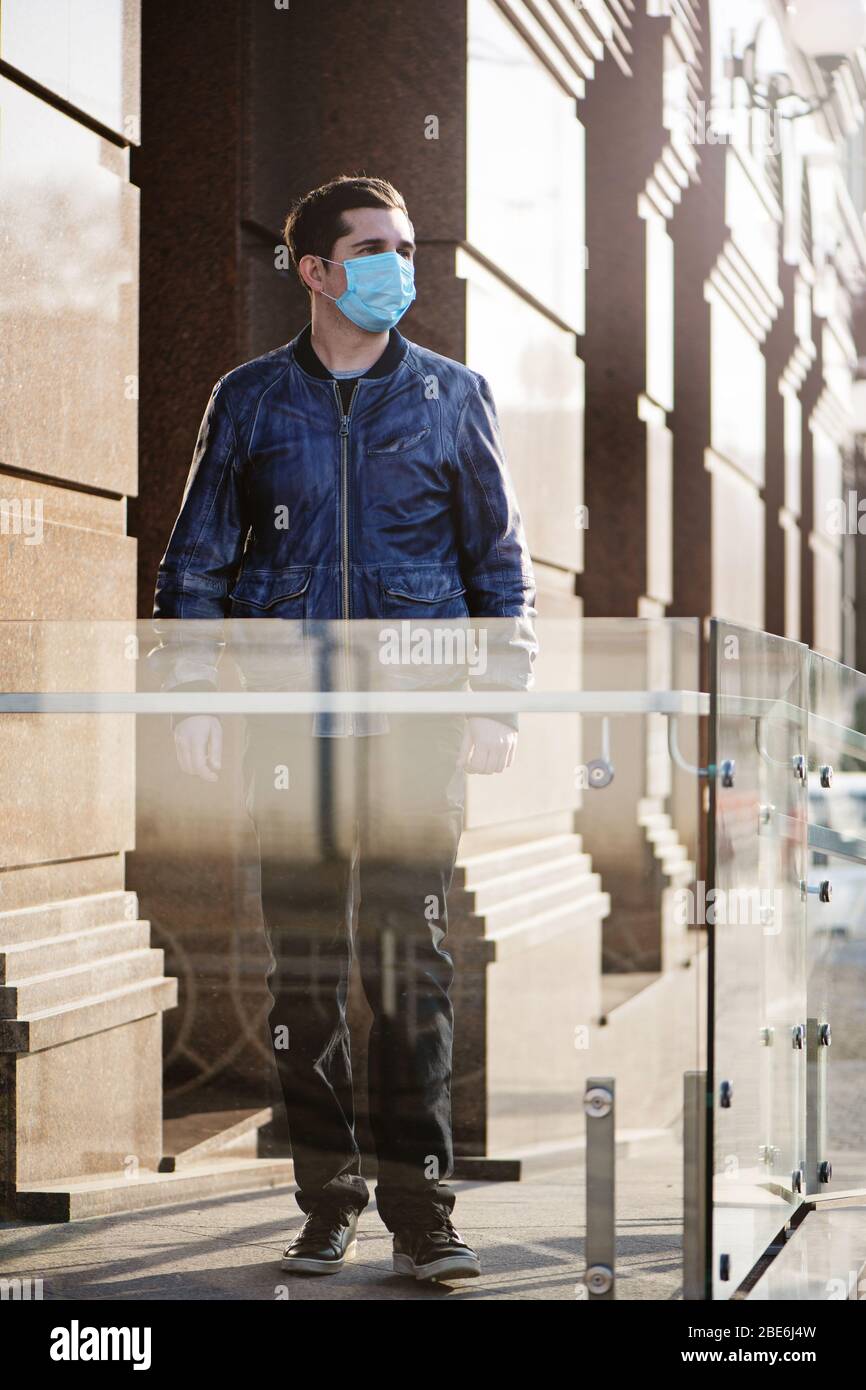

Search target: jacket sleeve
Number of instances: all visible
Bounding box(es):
[452,373,538,731]
[149,377,250,698]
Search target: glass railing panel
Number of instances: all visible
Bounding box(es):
[549,617,706,1298]
[709,620,809,1297]
[0,617,704,1298]
[807,651,866,1197]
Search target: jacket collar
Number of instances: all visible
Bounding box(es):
[291,321,408,381]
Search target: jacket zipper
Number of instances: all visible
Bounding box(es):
[336,380,359,619]
[335,381,359,722]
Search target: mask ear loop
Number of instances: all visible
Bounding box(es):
[315,254,346,302]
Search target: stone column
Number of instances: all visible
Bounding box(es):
[0,1,179,1216]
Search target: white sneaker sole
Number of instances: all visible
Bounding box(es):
[393,1251,481,1282]
[281,1238,358,1274]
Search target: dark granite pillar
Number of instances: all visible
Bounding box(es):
[580,5,667,616]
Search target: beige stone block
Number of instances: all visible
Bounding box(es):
[0,889,137,945]
[0,471,125,535]
[0,521,136,621]
[482,948,706,1157]
[485,909,603,1154]
[580,952,708,1132]
[13,1156,295,1222]
[0,713,135,866]
[0,976,177,1053]
[8,1013,162,1185]
[0,856,124,914]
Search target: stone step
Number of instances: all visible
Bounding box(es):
[646,826,678,848]
[0,891,138,946]
[665,870,695,896]
[485,886,610,959]
[455,833,584,888]
[601,971,661,1017]
[472,1126,676,1177]
[0,976,178,1053]
[0,920,151,983]
[161,1107,274,1171]
[638,809,694,883]
[477,871,604,934]
[638,804,678,829]
[653,841,687,862]
[658,847,694,873]
[0,948,164,1017]
[640,813,679,845]
[12,1156,296,1222]
[662,857,695,885]
[465,851,593,912]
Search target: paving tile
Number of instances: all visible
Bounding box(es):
[0,1151,686,1301]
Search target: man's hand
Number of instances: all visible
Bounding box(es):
[458,716,517,774]
[174,715,222,782]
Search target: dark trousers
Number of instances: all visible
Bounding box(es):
[243,712,466,1230]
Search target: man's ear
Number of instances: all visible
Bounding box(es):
[298,253,324,295]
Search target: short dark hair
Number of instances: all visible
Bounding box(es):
[284,175,409,289]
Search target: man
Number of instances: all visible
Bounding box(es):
[153,175,536,1283]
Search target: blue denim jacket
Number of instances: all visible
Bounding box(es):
[152,324,537,725]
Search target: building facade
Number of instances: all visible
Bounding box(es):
[3,0,866,1208]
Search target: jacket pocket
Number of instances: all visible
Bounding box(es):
[367,426,431,455]
[379,566,468,619]
[228,567,312,617]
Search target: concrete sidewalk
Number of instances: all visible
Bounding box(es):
[0,1141,684,1301]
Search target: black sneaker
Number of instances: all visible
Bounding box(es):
[392,1212,481,1282]
[281,1207,359,1275]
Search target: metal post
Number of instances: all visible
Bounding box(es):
[584,1076,615,1299]
[805,1017,831,1195]
[683,1070,708,1299]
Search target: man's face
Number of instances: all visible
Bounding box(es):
[307,205,415,298]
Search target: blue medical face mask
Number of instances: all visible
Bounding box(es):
[319,250,416,333]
